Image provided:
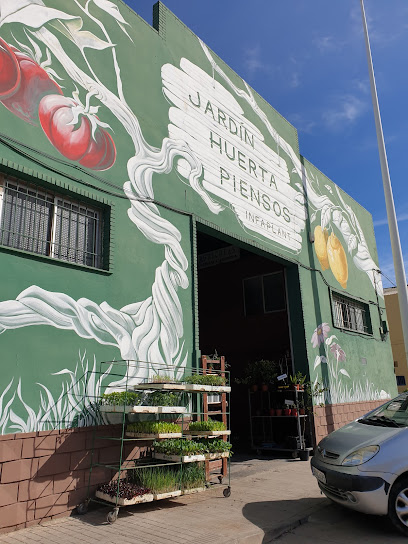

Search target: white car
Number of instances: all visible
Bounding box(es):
[311,393,408,536]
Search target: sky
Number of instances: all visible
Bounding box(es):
[126,0,408,288]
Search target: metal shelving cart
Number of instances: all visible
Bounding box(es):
[248,386,313,459]
[76,360,232,522]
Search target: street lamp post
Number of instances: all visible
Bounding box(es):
[360,0,408,362]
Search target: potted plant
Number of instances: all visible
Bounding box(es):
[289,371,307,391]
[236,359,279,391]
[283,404,291,416]
[275,407,283,416]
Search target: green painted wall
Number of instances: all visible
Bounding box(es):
[0,1,396,433]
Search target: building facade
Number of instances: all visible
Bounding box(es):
[384,286,408,392]
[0,0,397,531]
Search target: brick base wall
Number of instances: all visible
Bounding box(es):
[312,400,385,445]
[0,426,149,534]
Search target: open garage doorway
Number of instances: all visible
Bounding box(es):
[197,228,295,452]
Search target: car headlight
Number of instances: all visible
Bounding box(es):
[342,445,379,466]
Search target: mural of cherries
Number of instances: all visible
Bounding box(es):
[0,36,116,171]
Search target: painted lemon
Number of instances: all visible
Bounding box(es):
[314,225,329,270]
[327,232,348,288]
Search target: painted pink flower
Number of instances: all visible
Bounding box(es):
[330,343,346,362]
[311,323,330,348]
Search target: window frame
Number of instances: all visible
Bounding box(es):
[243,270,286,317]
[0,173,110,272]
[330,290,373,335]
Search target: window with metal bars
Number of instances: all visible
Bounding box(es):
[332,292,372,334]
[0,175,105,269]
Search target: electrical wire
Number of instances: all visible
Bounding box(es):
[0,131,387,317]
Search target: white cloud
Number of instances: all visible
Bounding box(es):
[322,94,368,129]
[374,213,408,227]
[313,35,338,53]
[242,45,269,76]
[288,113,315,134]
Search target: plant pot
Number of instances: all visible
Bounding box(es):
[275,409,282,416]
[299,449,310,461]
[251,384,258,392]
[261,384,268,392]
[299,408,306,415]
[283,409,291,416]
[269,408,276,416]
[291,408,298,417]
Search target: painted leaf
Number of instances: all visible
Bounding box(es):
[92,0,128,25]
[50,19,112,51]
[313,355,321,370]
[325,335,337,345]
[347,233,357,254]
[0,1,80,29]
[321,204,331,230]
[339,368,351,378]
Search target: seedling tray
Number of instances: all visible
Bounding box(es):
[153,490,182,500]
[135,383,231,393]
[182,487,206,495]
[125,432,183,439]
[95,490,154,506]
[100,405,186,414]
[153,452,206,463]
[183,430,231,437]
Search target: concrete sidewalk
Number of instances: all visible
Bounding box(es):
[0,455,329,544]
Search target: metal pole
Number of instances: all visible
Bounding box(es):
[360,0,408,362]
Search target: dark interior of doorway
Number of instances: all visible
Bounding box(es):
[197,230,293,452]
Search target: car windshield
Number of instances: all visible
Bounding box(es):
[360,393,408,427]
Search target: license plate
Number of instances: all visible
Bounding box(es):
[312,466,326,484]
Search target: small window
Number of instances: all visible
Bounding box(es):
[332,292,372,334]
[243,271,286,316]
[394,361,399,368]
[396,376,406,387]
[0,175,106,269]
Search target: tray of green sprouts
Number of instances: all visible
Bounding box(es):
[126,421,182,439]
[184,418,231,437]
[152,438,206,462]
[152,438,232,462]
[100,390,187,414]
[96,480,153,505]
[135,373,230,393]
[131,466,182,500]
[199,438,232,460]
[99,391,143,413]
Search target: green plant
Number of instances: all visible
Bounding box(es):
[101,391,141,406]
[131,466,180,493]
[127,421,181,434]
[188,419,227,432]
[180,463,206,490]
[151,374,174,384]
[197,438,232,454]
[289,372,307,386]
[147,391,182,407]
[153,438,206,456]
[235,359,279,386]
[183,374,226,386]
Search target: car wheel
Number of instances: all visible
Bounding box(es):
[389,477,408,536]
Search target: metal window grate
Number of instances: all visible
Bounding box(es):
[0,176,104,269]
[332,293,370,334]
[397,375,406,387]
